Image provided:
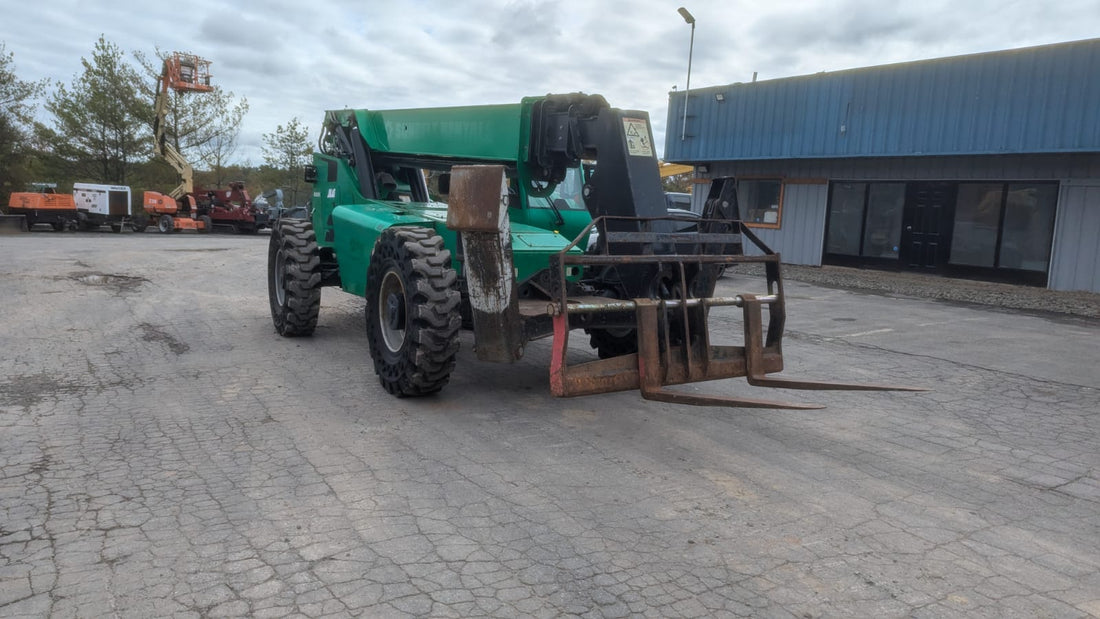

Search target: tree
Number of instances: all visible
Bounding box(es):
[662,172,693,194]
[197,131,241,188]
[0,43,45,125]
[0,43,47,203]
[41,36,150,185]
[262,117,311,205]
[134,49,249,187]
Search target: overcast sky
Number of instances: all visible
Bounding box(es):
[5,0,1100,164]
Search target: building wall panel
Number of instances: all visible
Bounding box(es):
[741,183,828,266]
[667,39,1100,162]
[710,153,1100,182]
[1049,183,1100,292]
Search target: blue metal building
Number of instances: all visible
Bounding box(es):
[666,38,1100,292]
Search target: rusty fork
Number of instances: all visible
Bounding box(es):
[547,216,925,410]
[550,290,924,410]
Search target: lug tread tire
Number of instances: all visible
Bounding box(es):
[367,226,460,397]
[269,219,321,336]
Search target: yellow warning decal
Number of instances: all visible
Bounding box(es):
[622,117,654,157]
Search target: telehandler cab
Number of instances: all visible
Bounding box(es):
[268,93,918,408]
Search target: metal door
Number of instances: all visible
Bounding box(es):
[901,182,955,269]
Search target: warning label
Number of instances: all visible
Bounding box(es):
[622,117,654,157]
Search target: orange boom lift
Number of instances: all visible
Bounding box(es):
[143,53,213,233]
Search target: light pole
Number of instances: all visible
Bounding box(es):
[678,6,695,141]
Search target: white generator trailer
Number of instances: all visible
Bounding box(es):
[72,183,146,232]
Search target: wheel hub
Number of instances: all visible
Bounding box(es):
[378,271,407,353]
[273,248,287,306]
[385,293,405,330]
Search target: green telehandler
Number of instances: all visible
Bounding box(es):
[268,93,917,408]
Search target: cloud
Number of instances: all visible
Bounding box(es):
[491,0,563,47]
[4,0,1099,163]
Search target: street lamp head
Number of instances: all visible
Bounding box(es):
[678,7,695,25]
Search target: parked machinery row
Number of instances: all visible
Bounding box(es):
[2,182,272,234]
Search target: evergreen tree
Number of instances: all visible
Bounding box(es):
[41,36,150,184]
[261,117,311,205]
[0,43,46,203]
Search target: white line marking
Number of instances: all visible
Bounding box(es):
[843,328,895,338]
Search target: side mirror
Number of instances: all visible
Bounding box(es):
[303,165,317,183]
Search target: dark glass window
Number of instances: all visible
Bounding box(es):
[825,179,1058,281]
[737,179,783,227]
[998,183,1058,272]
[862,183,905,259]
[826,183,865,255]
[950,183,1003,268]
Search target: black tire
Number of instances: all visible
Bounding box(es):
[366,226,460,397]
[158,214,174,233]
[131,221,148,233]
[585,286,639,359]
[77,212,94,231]
[588,327,638,359]
[51,221,65,232]
[268,219,321,336]
[110,223,122,233]
[199,215,212,234]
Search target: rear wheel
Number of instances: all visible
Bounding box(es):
[588,327,638,359]
[158,214,174,233]
[199,215,212,234]
[366,226,460,397]
[268,219,321,336]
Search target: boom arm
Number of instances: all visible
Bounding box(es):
[152,53,213,199]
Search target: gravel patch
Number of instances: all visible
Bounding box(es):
[734,264,1099,319]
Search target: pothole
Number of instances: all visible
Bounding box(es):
[69,272,148,292]
[138,323,190,355]
[0,372,84,409]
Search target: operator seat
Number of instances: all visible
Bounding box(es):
[375,172,398,200]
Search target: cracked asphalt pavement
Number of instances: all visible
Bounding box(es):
[1,232,1098,617]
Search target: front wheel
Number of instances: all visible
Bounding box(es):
[158,214,174,233]
[199,215,212,234]
[366,227,461,397]
[268,219,321,336]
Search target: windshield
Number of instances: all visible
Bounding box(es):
[528,167,587,211]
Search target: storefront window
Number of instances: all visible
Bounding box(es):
[862,183,905,259]
[737,179,783,227]
[950,183,1003,268]
[826,183,865,255]
[824,179,1058,282]
[998,183,1058,272]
